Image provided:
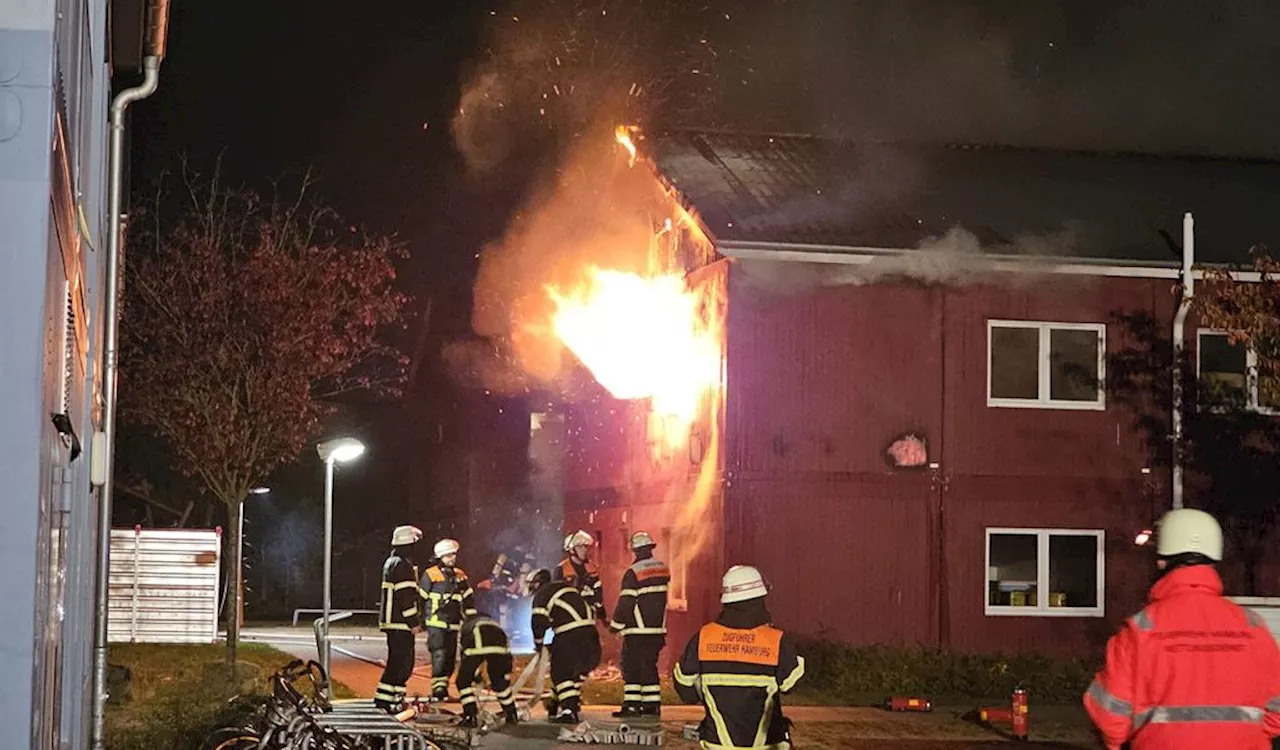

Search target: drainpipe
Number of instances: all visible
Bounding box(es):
[89,2,168,741]
[1170,212,1194,510]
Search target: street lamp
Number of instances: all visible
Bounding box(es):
[236,487,270,628]
[316,437,365,685]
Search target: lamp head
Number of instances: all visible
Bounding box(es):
[317,437,365,464]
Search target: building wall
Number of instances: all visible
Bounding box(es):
[725,267,1174,656]
[1,0,111,746]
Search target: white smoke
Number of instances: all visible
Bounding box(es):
[734,223,1086,296]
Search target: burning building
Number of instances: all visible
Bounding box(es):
[477,127,1280,662]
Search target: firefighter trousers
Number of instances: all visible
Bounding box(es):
[549,628,601,713]
[427,627,458,697]
[457,653,514,717]
[621,634,664,710]
[375,630,415,710]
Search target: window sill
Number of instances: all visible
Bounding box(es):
[985,606,1104,618]
[988,398,1106,411]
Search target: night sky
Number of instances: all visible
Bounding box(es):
[122,0,1280,607]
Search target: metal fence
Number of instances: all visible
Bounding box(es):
[107,527,221,644]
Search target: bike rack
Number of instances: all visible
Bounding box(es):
[318,700,476,748]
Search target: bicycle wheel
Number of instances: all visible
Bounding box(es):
[201,726,260,750]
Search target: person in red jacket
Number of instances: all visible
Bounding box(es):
[1084,508,1280,750]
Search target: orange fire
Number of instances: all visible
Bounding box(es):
[548,266,721,437]
[615,125,638,167]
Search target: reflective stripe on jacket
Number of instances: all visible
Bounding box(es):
[531,580,595,644]
[421,563,477,631]
[674,622,805,750]
[1084,565,1280,750]
[610,557,670,636]
[560,557,604,616]
[379,554,421,631]
[461,616,511,658]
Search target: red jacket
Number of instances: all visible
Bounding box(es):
[1084,565,1280,750]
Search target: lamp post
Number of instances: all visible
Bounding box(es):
[237,486,270,629]
[315,437,365,685]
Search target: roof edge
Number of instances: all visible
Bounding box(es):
[718,241,1261,282]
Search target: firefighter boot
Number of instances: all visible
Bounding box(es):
[503,705,520,725]
[458,709,478,728]
[552,707,580,724]
[613,705,642,718]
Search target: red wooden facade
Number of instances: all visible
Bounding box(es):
[559,265,1245,659]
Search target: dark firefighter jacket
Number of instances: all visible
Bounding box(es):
[560,556,604,618]
[379,553,421,632]
[460,615,511,658]
[1083,565,1280,750]
[674,600,806,750]
[531,580,596,644]
[610,556,670,636]
[421,562,477,631]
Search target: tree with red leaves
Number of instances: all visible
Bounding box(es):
[1193,252,1280,594]
[120,166,409,662]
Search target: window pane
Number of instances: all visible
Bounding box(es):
[1049,328,1101,402]
[1200,334,1247,407]
[1260,371,1280,410]
[1257,340,1280,410]
[988,533,1038,607]
[990,327,1040,400]
[1048,534,1098,609]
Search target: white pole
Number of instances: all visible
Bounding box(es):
[322,458,335,681]
[1171,212,1195,510]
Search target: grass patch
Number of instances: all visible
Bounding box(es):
[106,642,354,750]
[792,640,1099,706]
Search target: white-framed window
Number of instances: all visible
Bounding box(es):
[987,320,1106,410]
[1196,330,1280,414]
[985,528,1105,617]
[661,528,688,612]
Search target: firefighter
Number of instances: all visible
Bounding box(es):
[457,611,519,727]
[674,565,805,749]
[609,531,670,718]
[1084,508,1280,750]
[375,525,424,712]
[527,567,602,724]
[560,530,605,622]
[421,537,478,701]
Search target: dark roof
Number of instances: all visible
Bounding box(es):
[645,130,1280,266]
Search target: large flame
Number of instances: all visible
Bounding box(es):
[548,266,720,437]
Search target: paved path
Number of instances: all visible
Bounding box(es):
[245,626,1098,748]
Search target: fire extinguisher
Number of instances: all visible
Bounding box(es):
[883,696,932,712]
[1011,686,1029,741]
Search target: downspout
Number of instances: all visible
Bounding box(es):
[1170,212,1194,510]
[90,2,168,744]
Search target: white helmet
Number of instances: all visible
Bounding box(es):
[434,538,461,558]
[721,565,768,603]
[630,531,656,550]
[564,530,594,552]
[1156,509,1223,561]
[392,525,423,546]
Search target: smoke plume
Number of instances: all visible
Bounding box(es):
[736,223,1086,298]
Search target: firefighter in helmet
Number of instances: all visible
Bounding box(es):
[421,537,477,700]
[1084,509,1280,749]
[610,531,670,717]
[560,530,605,622]
[457,611,519,727]
[674,565,805,749]
[527,567,601,724]
[375,525,424,712]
